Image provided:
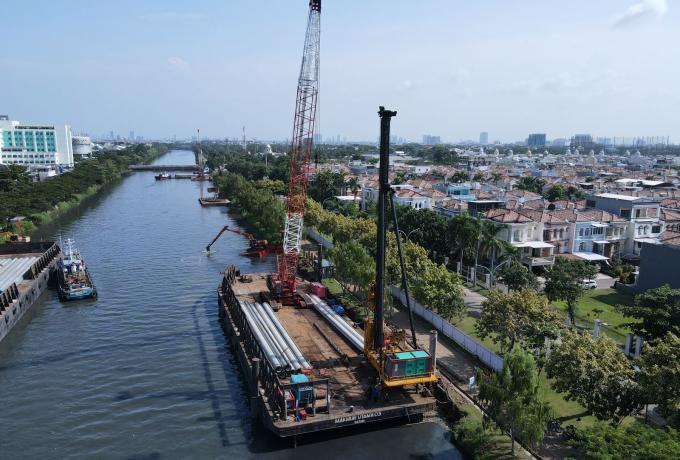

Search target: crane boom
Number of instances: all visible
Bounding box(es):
[278,0,321,298]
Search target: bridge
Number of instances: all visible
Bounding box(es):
[129,165,198,172]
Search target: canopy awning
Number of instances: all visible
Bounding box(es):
[591,223,609,228]
[514,241,554,249]
[635,238,660,244]
[593,240,610,245]
[572,252,609,261]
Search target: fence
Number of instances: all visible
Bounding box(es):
[389,286,504,372]
[305,227,335,250]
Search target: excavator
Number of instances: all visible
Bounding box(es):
[205,226,271,258]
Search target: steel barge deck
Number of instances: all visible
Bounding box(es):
[218,266,436,438]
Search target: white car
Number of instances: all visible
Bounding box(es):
[581,279,597,289]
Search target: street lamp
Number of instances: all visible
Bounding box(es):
[398,228,421,242]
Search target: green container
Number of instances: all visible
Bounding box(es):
[416,359,428,374]
[405,360,417,375]
[411,350,429,358]
[394,352,414,360]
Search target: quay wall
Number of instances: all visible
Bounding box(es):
[0,243,60,344]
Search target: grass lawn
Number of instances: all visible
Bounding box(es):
[321,278,344,296]
[553,288,637,342]
[455,311,636,431]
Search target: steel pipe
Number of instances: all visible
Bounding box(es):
[308,294,364,351]
[239,301,284,369]
[262,302,311,369]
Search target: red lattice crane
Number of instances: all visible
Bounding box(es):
[270,0,321,300]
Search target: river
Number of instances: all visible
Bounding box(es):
[0,150,461,459]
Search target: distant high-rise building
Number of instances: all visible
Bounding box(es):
[129,130,135,141]
[422,134,441,145]
[527,133,547,148]
[110,130,115,140]
[479,132,489,145]
[571,134,593,149]
[313,133,322,144]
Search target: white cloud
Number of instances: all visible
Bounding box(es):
[401,79,415,91]
[168,56,190,72]
[610,0,668,28]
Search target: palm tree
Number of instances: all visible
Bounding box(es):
[447,213,479,277]
[478,220,508,285]
[347,176,360,205]
[490,172,503,186]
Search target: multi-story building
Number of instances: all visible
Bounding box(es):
[485,209,555,269]
[568,209,628,261]
[433,182,477,201]
[479,132,489,145]
[527,133,547,148]
[422,134,441,145]
[0,115,73,167]
[588,193,662,257]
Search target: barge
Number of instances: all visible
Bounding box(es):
[0,241,60,343]
[218,265,436,439]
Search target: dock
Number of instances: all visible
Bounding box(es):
[0,242,60,344]
[218,265,436,438]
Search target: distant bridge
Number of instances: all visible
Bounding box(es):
[129,165,197,172]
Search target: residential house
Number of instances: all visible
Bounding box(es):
[588,193,662,258]
[484,209,555,270]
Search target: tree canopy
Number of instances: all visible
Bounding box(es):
[546,329,642,424]
[544,258,598,325]
[618,284,680,340]
[476,289,562,354]
[477,348,552,454]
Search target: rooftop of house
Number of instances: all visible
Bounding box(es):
[660,230,680,247]
[484,208,533,223]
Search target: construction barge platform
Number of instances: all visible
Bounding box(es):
[218,265,436,438]
[0,241,60,343]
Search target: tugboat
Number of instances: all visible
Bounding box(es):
[154,172,171,180]
[57,238,97,301]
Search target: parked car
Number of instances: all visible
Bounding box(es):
[581,279,597,289]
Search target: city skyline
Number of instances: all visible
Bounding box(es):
[1,0,678,142]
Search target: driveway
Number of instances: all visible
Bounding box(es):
[595,273,616,289]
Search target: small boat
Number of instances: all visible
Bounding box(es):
[57,239,97,301]
[155,172,171,180]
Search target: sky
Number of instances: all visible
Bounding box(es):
[1,0,678,143]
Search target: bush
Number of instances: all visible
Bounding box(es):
[570,422,680,460]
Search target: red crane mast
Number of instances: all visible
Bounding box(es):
[276,0,321,299]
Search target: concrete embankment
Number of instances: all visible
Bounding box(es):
[0,242,60,344]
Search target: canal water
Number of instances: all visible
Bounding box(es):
[0,150,461,459]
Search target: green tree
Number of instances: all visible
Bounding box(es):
[544,258,598,325]
[569,422,680,460]
[546,330,642,424]
[472,172,486,182]
[618,284,680,340]
[450,170,470,183]
[515,176,546,194]
[328,241,374,298]
[497,261,539,292]
[412,262,466,322]
[347,176,360,205]
[638,333,680,417]
[446,212,479,270]
[476,289,562,355]
[308,170,346,203]
[477,349,552,454]
[544,185,568,201]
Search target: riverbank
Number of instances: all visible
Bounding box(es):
[0,144,168,243]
